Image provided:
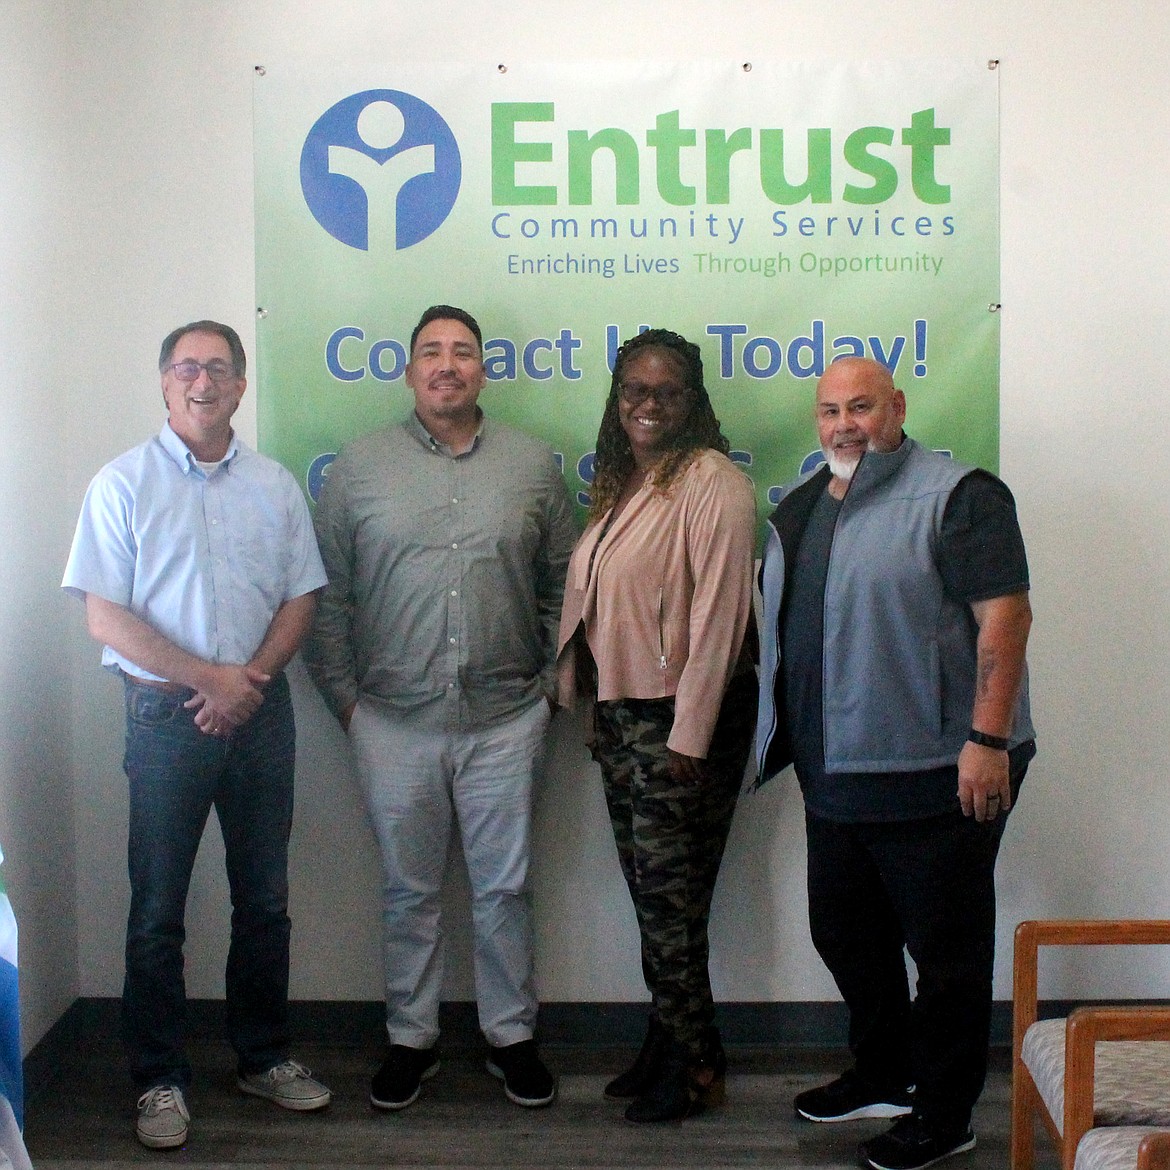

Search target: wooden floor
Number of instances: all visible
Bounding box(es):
[25,1040,1055,1169]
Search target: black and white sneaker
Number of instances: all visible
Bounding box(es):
[485,1039,556,1107]
[370,1045,440,1110]
[859,1116,976,1170]
[795,1070,913,1122]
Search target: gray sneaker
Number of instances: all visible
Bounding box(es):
[136,1085,189,1149]
[238,1059,332,1111]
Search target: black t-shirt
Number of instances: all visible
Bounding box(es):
[782,467,1031,822]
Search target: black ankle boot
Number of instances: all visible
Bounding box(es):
[691,1025,727,1108]
[605,1015,666,1099]
[623,1035,699,1123]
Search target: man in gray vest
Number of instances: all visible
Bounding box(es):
[755,357,1035,1170]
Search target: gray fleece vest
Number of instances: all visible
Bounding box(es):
[755,437,1034,781]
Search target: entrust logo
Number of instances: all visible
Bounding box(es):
[300,89,461,252]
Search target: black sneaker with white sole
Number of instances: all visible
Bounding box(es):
[794,1069,913,1122]
[370,1045,440,1110]
[858,1116,976,1170]
[485,1039,556,1107]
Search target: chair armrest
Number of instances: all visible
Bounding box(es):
[1013,921,1170,1059]
[1021,922,1170,949]
[1138,1132,1170,1170]
[1064,1007,1170,1152]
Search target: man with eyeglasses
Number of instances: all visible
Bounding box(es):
[306,305,577,1113]
[62,321,332,1149]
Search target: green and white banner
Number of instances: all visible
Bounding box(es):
[254,60,999,513]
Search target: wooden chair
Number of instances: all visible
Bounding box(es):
[1076,1128,1170,1170]
[1011,919,1170,1170]
[1139,1133,1170,1170]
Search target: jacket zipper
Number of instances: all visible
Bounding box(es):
[658,587,667,669]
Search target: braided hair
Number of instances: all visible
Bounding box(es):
[589,328,730,521]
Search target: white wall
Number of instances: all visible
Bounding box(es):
[0,1,80,1051]
[3,0,1168,1050]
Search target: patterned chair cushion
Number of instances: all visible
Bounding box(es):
[1023,1018,1170,1134]
[1075,1127,1170,1170]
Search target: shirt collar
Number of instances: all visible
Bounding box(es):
[159,422,241,476]
[404,410,486,457]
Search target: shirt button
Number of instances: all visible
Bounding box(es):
[451,497,459,504]
[450,590,458,597]
[451,543,458,550]
[449,637,457,645]
[447,682,455,690]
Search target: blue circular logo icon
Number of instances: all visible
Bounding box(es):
[306,452,336,502]
[799,449,828,475]
[300,89,461,251]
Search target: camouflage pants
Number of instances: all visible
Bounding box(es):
[593,673,758,1055]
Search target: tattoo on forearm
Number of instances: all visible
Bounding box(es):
[977,651,997,698]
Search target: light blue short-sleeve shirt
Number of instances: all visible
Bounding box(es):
[62,424,327,680]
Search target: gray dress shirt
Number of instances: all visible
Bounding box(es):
[306,414,578,732]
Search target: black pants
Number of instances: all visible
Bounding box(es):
[804,764,1026,1132]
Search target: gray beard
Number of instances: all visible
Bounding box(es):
[823,449,859,481]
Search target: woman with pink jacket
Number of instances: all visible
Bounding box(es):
[556,328,757,1123]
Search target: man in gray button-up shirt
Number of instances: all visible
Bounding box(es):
[306,305,577,1112]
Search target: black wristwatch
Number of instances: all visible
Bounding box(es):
[968,729,1010,750]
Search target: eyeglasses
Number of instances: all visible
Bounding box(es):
[618,381,693,409]
[165,360,239,384]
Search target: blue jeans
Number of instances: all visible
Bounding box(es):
[121,671,295,1089]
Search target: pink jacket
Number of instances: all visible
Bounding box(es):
[555,449,756,759]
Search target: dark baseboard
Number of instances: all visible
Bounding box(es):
[24,996,1033,1096]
